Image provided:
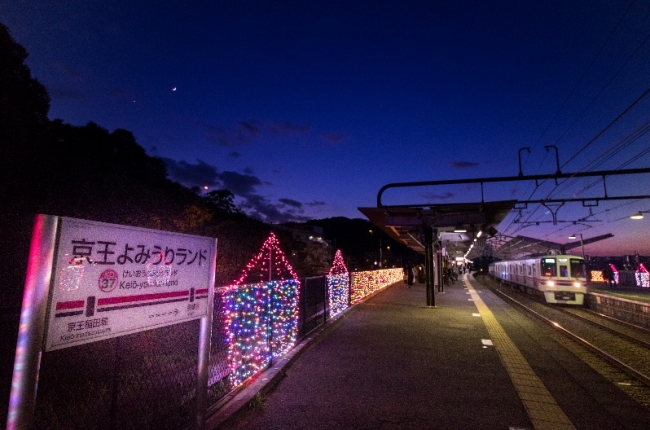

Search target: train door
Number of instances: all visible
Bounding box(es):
[558,258,569,278]
[516,263,521,283]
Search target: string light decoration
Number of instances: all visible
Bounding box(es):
[327,250,350,317]
[350,268,403,304]
[590,271,605,283]
[329,250,348,276]
[610,264,619,285]
[269,279,300,357]
[224,232,300,387]
[223,282,271,386]
[327,274,349,317]
[232,232,299,286]
[636,263,649,288]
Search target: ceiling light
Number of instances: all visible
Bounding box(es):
[631,212,644,220]
[454,223,466,233]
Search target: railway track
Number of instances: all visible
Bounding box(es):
[486,279,650,408]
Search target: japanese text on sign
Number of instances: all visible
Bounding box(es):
[45,217,216,351]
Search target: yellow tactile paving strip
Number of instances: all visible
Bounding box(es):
[465,278,576,430]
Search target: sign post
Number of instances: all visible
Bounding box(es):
[7,215,58,430]
[7,215,217,429]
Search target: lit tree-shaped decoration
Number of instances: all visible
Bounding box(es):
[636,263,649,288]
[224,232,300,386]
[329,249,348,276]
[327,250,350,317]
[232,232,298,285]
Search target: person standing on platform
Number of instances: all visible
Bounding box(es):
[404,262,415,287]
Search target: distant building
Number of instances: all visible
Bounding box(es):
[276,224,333,276]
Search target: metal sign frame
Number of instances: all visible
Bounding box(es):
[7,215,217,430]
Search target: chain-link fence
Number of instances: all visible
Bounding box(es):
[12,269,397,429]
[34,320,200,430]
[207,288,232,403]
[299,276,328,337]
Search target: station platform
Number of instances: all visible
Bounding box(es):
[209,274,650,430]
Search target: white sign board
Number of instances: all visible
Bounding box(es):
[45,217,216,351]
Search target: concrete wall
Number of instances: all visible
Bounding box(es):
[585,292,650,330]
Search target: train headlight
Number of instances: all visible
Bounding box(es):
[573,282,582,288]
[547,280,555,286]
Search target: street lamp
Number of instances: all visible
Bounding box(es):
[568,233,585,259]
[631,211,650,219]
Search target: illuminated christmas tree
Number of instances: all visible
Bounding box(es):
[329,249,349,275]
[232,232,299,285]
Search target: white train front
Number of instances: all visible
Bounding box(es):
[489,255,587,305]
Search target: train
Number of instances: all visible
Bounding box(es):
[488,254,587,305]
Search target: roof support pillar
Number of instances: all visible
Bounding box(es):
[425,226,435,307]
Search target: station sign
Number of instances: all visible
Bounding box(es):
[45,217,216,351]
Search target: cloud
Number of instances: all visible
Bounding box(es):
[306,201,326,207]
[216,170,263,195]
[321,132,347,144]
[227,151,241,159]
[450,161,479,169]
[161,158,219,187]
[196,119,261,146]
[279,198,302,208]
[197,119,345,149]
[240,194,309,224]
[162,157,317,223]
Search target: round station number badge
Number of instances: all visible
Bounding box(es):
[98,269,119,293]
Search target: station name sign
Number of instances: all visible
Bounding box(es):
[45,217,216,351]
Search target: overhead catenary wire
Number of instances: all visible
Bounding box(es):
[501,2,649,237]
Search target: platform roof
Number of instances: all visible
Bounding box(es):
[358,200,516,259]
[359,200,615,261]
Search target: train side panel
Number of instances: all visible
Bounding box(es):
[489,255,586,305]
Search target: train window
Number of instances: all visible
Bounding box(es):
[541,258,556,277]
[570,259,585,278]
[527,265,531,276]
[560,266,568,277]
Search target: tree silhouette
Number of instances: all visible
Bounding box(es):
[1,23,50,197]
[204,189,240,214]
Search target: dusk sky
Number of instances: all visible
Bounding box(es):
[4,1,650,256]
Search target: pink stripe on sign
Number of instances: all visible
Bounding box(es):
[56,300,85,310]
[97,290,189,306]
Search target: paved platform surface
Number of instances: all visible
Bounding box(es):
[209,274,650,430]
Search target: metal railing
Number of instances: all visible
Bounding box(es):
[17,269,400,429]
